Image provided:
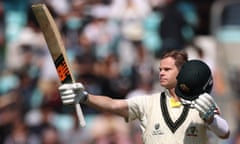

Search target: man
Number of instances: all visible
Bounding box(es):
[59,50,230,144]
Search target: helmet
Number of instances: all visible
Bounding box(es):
[175,60,213,101]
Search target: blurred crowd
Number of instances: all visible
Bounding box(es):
[0,0,239,144]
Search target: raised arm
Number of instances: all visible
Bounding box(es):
[59,83,129,119]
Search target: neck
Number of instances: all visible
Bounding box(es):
[169,89,179,101]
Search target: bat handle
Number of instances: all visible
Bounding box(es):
[75,103,86,127]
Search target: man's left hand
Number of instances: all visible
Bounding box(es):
[194,93,217,124]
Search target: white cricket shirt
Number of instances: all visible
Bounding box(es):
[127,90,208,144]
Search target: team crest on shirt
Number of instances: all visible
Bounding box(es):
[152,123,164,135]
[186,126,198,137]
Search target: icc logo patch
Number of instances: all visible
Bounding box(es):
[152,123,163,135]
[155,123,160,129]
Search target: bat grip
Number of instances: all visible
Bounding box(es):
[75,103,86,127]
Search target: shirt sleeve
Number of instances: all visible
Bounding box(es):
[126,95,149,122]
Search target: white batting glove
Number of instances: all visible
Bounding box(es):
[180,98,195,108]
[58,83,89,105]
[193,93,217,123]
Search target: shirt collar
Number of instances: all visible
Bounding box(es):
[163,88,182,108]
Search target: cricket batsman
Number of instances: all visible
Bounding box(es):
[58,50,230,144]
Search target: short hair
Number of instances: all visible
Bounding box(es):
[160,50,188,70]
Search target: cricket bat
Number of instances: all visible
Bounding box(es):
[31,4,86,127]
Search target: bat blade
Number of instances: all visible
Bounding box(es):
[31,4,86,127]
[31,4,72,83]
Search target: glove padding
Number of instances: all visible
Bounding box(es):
[193,93,217,123]
[58,83,88,104]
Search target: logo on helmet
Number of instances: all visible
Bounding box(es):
[180,84,190,93]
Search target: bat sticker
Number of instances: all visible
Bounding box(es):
[55,54,72,83]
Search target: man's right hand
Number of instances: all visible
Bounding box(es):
[58,83,89,105]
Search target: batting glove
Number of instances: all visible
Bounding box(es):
[58,83,89,104]
[193,93,217,123]
[180,98,195,108]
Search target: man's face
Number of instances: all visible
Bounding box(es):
[159,57,179,89]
